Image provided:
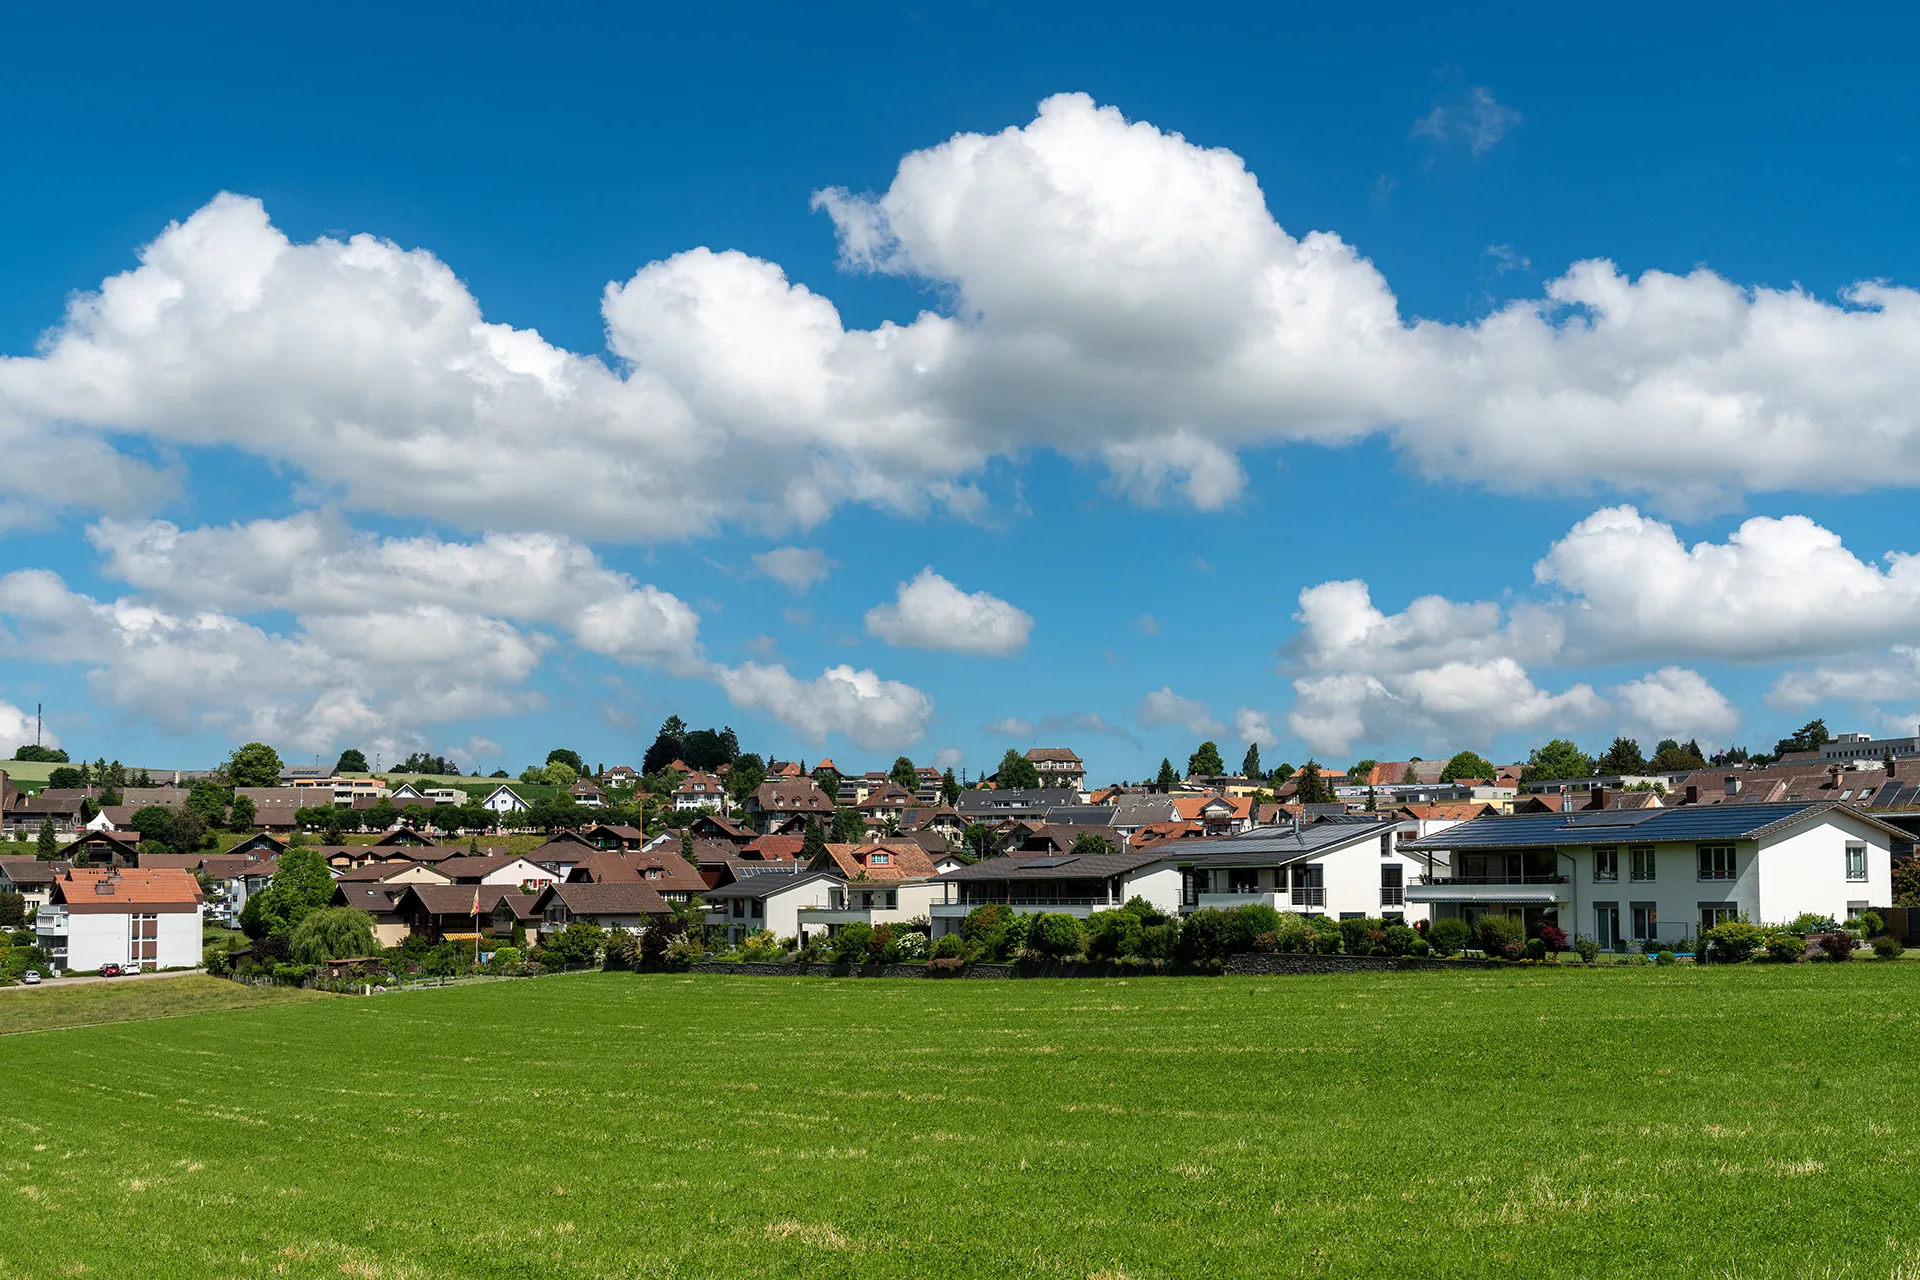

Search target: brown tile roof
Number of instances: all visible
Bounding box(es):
[813,842,936,881]
[745,835,805,858]
[567,851,643,883]
[398,883,517,917]
[751,780,834,814]
[631,849,708,893]
[539,882,674,917]
[0,857,65,887]
[53,868,202,913]
[432,854,554,882]
[1171,795,1253,821]
[335,860,447,883]
[333,883,408,914]
[1025,748,1083,764]
[1395,803,1499,821]
[1127,821,1204,850]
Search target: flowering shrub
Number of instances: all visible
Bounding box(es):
[1764,933,1806,963]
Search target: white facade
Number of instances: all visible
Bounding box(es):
[927,861,1183,939]
[1189,830,1432,924]
[1411,808,1897,950]
[672,774,726,812]
[37,904,201,972]
[709,875,843,944]
[480,786,528,814]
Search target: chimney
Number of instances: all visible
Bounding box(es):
[1685,784,1699,804]
[1590,786,1609,811]
[1290,810,1300,839]
[1724,775,1741,796]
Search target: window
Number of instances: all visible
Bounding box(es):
[870,853,890,865]
[884,891,898,909]
[1593,847,1618,882]
[1845,844,1868,882]
[1629,846,1657,882]
[1700,904,1737,929]
[1697,845,1737,881]
[130,913,158,963]
[1380,864,1403,908]
[1631,902,1657,942]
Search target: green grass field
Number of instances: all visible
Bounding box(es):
[2,967,1917,1278]
[0,974,324,1035]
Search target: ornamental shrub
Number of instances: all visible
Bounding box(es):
[1251,931,1280,952]
[1229,902,1283,953]
[1574,935,1600,963]
[894,930,930,961]
[1339,916,1384,956]
[1765,933,1806,963]
[1813,931,1855,962]
[1382,924,1417,956]
[1476,913,1524,957]
[738,930,783,962]
[1311,929,1343,955]
[1430,918,1471,957]
[662,934,705,969]
[1408,939,1431,957]
[1027,912,1086,960]
[1176,908,1235,965]
[830,921,873,965]
[931,932,966,959]
[1137,920,1180,961]
[1523,937,1547,962]
[1538,924,1569,953]
[1271,913,1316,953]
[1121,896,1169,926]
[1703,920,1763,964]
[1850,909,1886,938]
[927,956,963,976]
[1655,950,1676,966]
[486,945,524,972]
[866,923,896,965]
[1085,909,1143,961]
[1872,934,1905,961]
[1789,912,1838,935]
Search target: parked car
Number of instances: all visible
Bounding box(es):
[98,963,124,977]
[21,969,40,985]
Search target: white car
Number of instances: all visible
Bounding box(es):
[22,969,41,985]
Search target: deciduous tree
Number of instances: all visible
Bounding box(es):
[890,756,918,791]
[1596,737,1648,776]
[1439,751,1497,783]
[1187,741,1225,778]
[224,742,284,788]
[996,750,1040,791]
[335,748,369,773]
[1521,739,1595,784]
[289,907,378,963]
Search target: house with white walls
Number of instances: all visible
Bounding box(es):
[1400,800,1899,951]
[1166,817,1433,923]
[36,867,203,973]
[929,849,1183,940]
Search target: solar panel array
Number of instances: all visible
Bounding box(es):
[1403,801,1825,850]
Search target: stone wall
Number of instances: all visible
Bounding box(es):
[1224,952,1507,975]
[684,954,1526,979]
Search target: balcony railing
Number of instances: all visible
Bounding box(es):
[1289,888,1326,908]
[1416,874,1569,886]
[950,896,1118,908]
[1379,887,1405,907]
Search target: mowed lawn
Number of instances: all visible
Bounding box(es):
[2,968,1918,1279]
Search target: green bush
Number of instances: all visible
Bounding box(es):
[1872,934,1905,961]
[1085,909,1143,961]
[1764,933,1806,963]
[931,932,966,959]
[894,930,930,961]
[1703,920,1764,964]
[1310,929,1342,955]
[961,903,1029,962]
[1655,950,1676,966]
[832,921,873,965]
[1430,918,1471,957]
[1382,924,1417,956]
[1476,914,1524,957]
[1137,919,1180,960]
[1228,902,1283,953]
[1176,909,1235,965]
[1788,912,1838,935]
[1850,909,1885,938]
[1338,916,1376,955]
[1408,939,1431,957]
[541,922,606,967]
[1308,914,1342,937]
[1574,935,1600,963]
[1523,937,1547,962]
[1270,913,1316,953]
[662,934,705,968]
[1027,912,1086,960]
[737,930,783,962]
[1121,896,1170,926]
[486,945,524,972]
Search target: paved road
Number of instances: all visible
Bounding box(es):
[1,967,204,993]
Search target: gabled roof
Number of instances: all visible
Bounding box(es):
[750,780,834,812]
[566,850,644,883]
[1399,801,1907,851]
[431,854,553,882]
[395,883,516,917]
[334,860,448,883]
[1025,748,1084,764]
[0,856,66,887]
[702,870,839,901]
[1172,795,1253,821]
[52,867,203,912]
[332,883,408,914]
[536,881,674,917]
[812,842,937,881]
[954,788,1081,814]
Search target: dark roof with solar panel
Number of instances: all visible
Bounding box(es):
[1401,800,1903,851]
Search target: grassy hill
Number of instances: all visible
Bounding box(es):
[2,966,1917,1276]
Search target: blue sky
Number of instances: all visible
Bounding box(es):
[6,0,1920,781]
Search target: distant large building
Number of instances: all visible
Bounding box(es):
[1024,748,1085,789]
[1821,732,1920,763]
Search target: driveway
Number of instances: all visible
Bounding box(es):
[2,967,204,992]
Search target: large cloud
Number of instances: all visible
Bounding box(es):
[0,700,59,752]
[0,514,934,756]
[1137,688,1226,737]
[864,569,1032,656]
[11,94,1920,536]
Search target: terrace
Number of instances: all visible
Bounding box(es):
[1404,849,1568,904]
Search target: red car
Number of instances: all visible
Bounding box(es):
[98,963,124,977]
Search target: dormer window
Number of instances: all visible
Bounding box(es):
[871,853,889,865]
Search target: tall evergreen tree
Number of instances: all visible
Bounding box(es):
[1155,758,1178,793]
[1241,743,1261,779]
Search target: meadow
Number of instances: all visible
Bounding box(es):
[1,966,1916,1278]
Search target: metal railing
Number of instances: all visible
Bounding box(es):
[947,896,1120,908]
[1415,874,1569,886]
[1290,888,1326,908]
[1379,887,1405,907]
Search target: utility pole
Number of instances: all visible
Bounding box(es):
[35,703,42,747]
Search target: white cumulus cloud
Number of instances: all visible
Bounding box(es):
[711,662,932,749]
[0,700,58,752]
[1613,667,1741,741]
[1234,707,1278,747]
[1137,688,1227,738]
[864,569,1032,656]
[751,547,834,594]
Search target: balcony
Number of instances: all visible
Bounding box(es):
[1406,873,1568,905]
[35,910,68,935]
[1195,890,1284,912]
[1379,887,1405,908]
